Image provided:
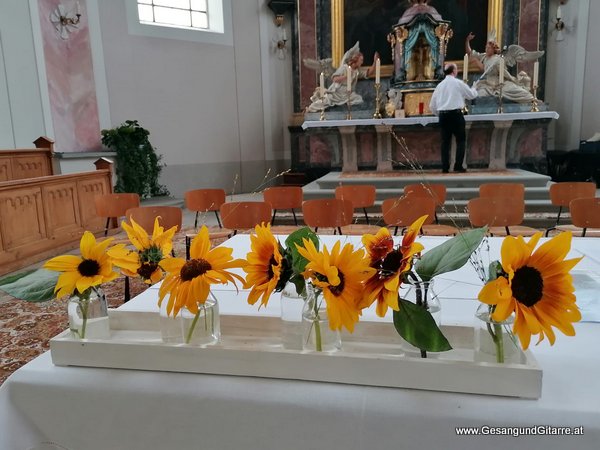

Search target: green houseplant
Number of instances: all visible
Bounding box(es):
[101,120,169,199]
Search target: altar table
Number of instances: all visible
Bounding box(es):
[1,235,599,450]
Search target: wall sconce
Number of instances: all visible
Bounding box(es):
[267,0,295,60]
[50,2,82,40]
[553,0,568,41]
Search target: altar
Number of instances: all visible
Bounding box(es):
[294,111,558,174]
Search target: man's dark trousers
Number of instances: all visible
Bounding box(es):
[438,109,466,172]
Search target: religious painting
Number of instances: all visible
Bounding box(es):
[332,0,502,69]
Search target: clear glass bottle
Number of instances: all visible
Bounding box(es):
[399,279,441,355]
[280,281,305,350]
[159,300,183,344]
[180,292,220,346]
[67,287,110,339]
[474,303,522,364]
[301,281,341,352]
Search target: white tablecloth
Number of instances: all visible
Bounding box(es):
[1,235,599,450]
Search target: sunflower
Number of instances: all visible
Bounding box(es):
[158,226,246,317]
[243,223,284,308]
[44,231,119,298]
[360,216,427,317]
[108,217,177,284]
[478,231,582,350]
[296,238,375,332]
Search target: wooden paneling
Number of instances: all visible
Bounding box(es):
[0,147,53,181]
[0,170,112,275]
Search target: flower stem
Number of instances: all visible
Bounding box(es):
[485,307,505,364]
[79,300,89,339]
[313,296,322,352]
[186,310,201,344]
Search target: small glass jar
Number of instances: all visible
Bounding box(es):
[67,287,110,340]
[180,292,220,346]
[399,279,441,355]
[280,281,305,350]
[474,303,522,364]
[159,300,183,344]
[301,281,341,352]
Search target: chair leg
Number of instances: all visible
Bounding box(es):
[104,218,110,237]
[363,208,369,225]
[337,227,342,235]
[315,227,319,233]
[505,226,511,235]
[394,226,398,236]
[545,227,555,237]
[194,212,199,229]
[186,236,191,260]
[124,276,130,302]
[582,228,587,237]
[233,230,238,236]
[434,211,439,224]
[556,206,563,226]
[214,211,222,228]
[271,209,277,225]
[292,209,298,225]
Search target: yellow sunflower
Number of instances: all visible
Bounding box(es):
[158,225,246,317]
[360,216,427,317]
[243,223,283,308]
[296,238,375,332]
[478,231,582,350]
[44,231,119,298]
[108,217,177,284]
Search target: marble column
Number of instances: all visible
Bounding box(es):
[489,121,513,169]
[375,125,393,171]
[339,126,357,172]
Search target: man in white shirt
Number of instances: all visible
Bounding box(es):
[429,63,478,173]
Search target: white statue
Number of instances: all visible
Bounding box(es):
[304,42,378,112]
[466,31,544,103]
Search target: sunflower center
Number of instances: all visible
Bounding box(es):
[379,250,402,278]
[511,266,543,307]
[180,258,212,281]
[329,272,345,296]
[138,262,159,280]
[266,254,278,280]
[78,259,100,277]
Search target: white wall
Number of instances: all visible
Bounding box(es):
[581,0,600,142]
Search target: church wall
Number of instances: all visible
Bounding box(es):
[581,0,600,142]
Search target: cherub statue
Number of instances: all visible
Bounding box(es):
[305,42,378,112]
[466,31,544,103]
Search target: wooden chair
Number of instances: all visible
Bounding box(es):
[302,198,353,234]
[95,193,140,236]
[184,188,226,228]
[263,186,303,225]
[559,197,600,237]
[404,183,447,223]
[219,201,272,235]
[467,197,538,237]
[546,182,596,236]
[335,184,376,224]
[381,196,458,236]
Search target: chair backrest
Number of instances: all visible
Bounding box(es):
[334,185,376,209]
[220,201,272,231]
[263,186,303,209]
[125,206,183,234]
[302,198,354,229]
[467,197,524,228]
[549,182,596,208]
[479,183,525,200]
[184,189,226,213]
[95,193,140,218]
[403,183,447,207]
[569,197,600,229]
[381,196,436,228]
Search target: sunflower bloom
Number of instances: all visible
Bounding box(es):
[243,223,283,308]
[109,217,177,284]
[478,232,582,350]
[158,226,246,317]
[360,216,427,317]
[44,231,119,298]
[296,238,375,332]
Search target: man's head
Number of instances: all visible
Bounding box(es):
[444,63,457,77]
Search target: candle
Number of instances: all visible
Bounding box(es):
[282,27,287,41]
[533,61,539,88]
[557,5,562,20]
[319,72,325,97]
[76,1,80,14]
[498,57,504,85]
[463,53,469,82]
[346,65,352,93]
[375,58,381,84]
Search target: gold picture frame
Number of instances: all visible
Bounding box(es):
[331,0,503,75]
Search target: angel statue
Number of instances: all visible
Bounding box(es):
[466,31,544,103]
[305,42,378,112]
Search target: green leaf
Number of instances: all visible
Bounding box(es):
[285,227,319,276]
[393,298,452,352]
[0,269,36,286]
[0,269,58,302]
[415,227,487,281]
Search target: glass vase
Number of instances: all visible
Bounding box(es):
[280,281,305,350]
[180,292,220,346]
[474,303,522,364]
[301,281,341,352]
[159,300,183,344]
[399,279,441,355]
[67,287,110,340]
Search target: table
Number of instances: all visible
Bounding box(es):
[1,235,599,450]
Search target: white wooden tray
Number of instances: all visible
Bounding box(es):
[50,310,542,399]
